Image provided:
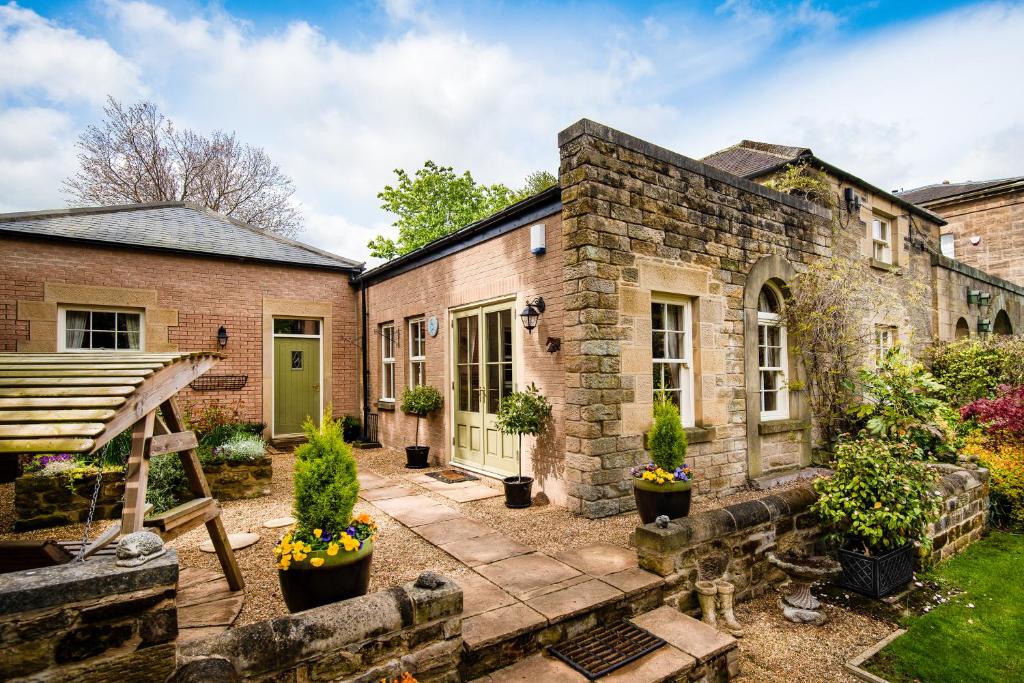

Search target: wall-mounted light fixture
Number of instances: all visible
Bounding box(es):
[967,289,981,305]
[978,292,992,306]
[978,318,992,334]
[520,297,545,334]
[843,187,861,215]
[217,325,229,348]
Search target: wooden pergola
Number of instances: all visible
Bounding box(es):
[0,352,243,589]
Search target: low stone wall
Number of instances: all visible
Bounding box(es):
[203,456,273,501]
[177,574,463,682]
[635,463,990,609]
[0,550,179,681]
[13,470,123,531]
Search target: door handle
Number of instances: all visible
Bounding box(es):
[312,384,320,391]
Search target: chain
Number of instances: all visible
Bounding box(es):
[74,468,105,562]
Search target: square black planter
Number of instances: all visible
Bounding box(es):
[838,543,915,598]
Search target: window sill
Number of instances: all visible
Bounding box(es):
[758,419,810,435]
[869,258,900,274]
[684,426,715,444]
[377,400,395,412]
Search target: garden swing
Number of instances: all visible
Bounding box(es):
[0,351,244,590]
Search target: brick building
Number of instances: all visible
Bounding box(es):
[898,177,1024,290]
[4,121,1024,519]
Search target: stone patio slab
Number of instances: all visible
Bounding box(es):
[475,552,581,600]
[457,572,518,617]
[524,578,623,621]
[462,602,547,650]
[371,494,463,527]
[600,567,664,595]
[517,572,593,602]
[553,543,638,577]
[357,471,390,490]
[440,533,532,567]
[414,517,493,545]
[601,644,695,682]
[435,483,502,502]
[360,484,418,501]
[471,652,586,682]
[629,606,736,664]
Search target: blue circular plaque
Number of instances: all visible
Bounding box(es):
[427,315,439,337]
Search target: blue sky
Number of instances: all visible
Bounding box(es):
[2,0,1022,263]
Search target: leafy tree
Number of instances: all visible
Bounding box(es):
[400,384,443,447]
[368,162,557,260]
[495,383,552,482]
[65,97,302,237]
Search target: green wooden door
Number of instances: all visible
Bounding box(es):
[274,337,320,436]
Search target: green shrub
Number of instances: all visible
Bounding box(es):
[812,438,941,554]
[495,383,552,480]
[647,395,688,472]
[146,453,188,513]
[340,415,361,442]
[852,348,952,460]
[293,413,360,536]
[400,384,444,447]
[211,433,266,462]
[924,336,1024,406]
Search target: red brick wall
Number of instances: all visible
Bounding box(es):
[0,236,360,428]
[361,212,567,502]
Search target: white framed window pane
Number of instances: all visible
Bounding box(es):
[64,309,141,350]
[651,299,693,427]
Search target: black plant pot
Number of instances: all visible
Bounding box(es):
[503,476,534,508]
[278,540,373,613]
[633,480,692,525]
[838,543,915,598]
[405,446,430,469]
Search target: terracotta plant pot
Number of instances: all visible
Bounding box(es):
[405,446,430,469]
[278,538,374,612]
[503,476,534,508]
[633,479,692,525]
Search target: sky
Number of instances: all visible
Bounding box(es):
[2,0,1023,265]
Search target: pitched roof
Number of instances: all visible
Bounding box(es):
[0,202,362,271]
[897,176,1024,205]
[701,140,812,178]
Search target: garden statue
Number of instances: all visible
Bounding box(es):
[767,550,842,626]
[115,531,166,567]
[695,578,745,637]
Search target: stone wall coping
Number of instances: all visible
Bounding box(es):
[558,118,833,220]
[932,253,1024,296]
[0,550,178,617]
[934,463,989,495]
[757,419,811,436]
[180,576,463,676]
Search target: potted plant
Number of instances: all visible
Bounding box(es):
[632,396,692,524]
[275,413,377,612]
[812,437,941,598]
[400,385,444,469]
[495,383,552,508]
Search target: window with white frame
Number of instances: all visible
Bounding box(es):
[940,233,955,259]
[380,323,396,400]
[61,308,143,351]
[875,325,897,362]
[651,299,694,427]
[872,216,892,263]
[757,285,789,420]
[408,318,426,387]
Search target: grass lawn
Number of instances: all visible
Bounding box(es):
[866,531,1024,683]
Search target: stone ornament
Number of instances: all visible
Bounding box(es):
[115,531,167,567]
[415,571,446,589]
[655,515,670,528]
[695,579,744,637]
[767,551,841,626]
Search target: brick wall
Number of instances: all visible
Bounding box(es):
[0,236,360,430]
[362,212,567,502]
[929,186,1024,287]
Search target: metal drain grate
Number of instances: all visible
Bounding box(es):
[426,469,479,484]
[547,619,666,680]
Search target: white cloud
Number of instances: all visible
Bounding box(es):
[0,107,75,211]
[0,3,142,104]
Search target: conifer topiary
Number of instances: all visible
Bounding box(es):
[293,412,359,535]
[647,395,688,472]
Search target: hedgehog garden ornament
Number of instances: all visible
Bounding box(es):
[115,531,167,567]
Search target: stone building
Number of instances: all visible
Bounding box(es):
[898,176,1024,291]
[3,121,1023,519]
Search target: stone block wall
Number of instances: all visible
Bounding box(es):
[924,463,990,566]
[203,456,273,501]
[178,574,463,682]
[557,119,833,518]
[0,551,179,681]
[931,254,1024,339]
[14,470,123,531]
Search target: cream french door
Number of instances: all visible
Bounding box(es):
[452,301,518,476]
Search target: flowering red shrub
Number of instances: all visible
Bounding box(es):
[961,384,1024,444]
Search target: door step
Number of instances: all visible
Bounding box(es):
[473,607,739,682]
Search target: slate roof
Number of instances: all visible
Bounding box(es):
[701,140,812,178]
[0,202,362,271]
[897,177,1024,205]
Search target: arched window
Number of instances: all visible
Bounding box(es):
[757,283,788,420]
[994,310,1013,336]
[955,317,971,339]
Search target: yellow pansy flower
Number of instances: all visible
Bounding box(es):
[327,543,339,556]
[340,533,360,552]
[310,557,325,568]
[314,528,323,539]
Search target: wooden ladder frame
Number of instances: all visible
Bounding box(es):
[120,396,244,591]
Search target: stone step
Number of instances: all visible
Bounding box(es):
[474,606,740,682]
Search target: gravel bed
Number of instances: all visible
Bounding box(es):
[733,591,895,682]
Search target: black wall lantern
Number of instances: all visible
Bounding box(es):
[520,297,545,334]
[217,325,229,348]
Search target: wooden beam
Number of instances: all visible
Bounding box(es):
[120,412,155,534]
[149,430,199,456]
[0,369,156,378]
[0,408,115,423]
[0,377,145,387]
[0,423,105,438]
[0,364,166,371]
[0,397,126,409]
[0,386,135,397]
[0,437,95,454]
